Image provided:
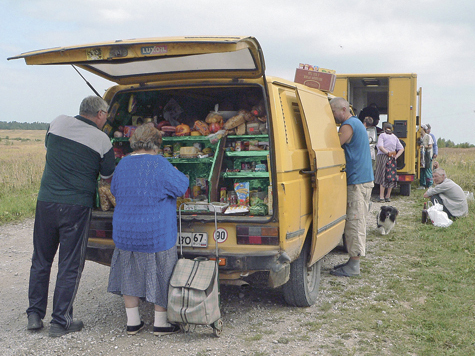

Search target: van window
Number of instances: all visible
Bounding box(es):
[278,89,306,149]
[89,49,257,79]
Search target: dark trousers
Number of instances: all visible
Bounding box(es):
[27,201,91,328]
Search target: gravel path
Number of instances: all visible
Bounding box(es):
[0,196,411,356]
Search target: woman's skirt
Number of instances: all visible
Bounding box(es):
[107,245,178,308]
[375,154,397,189]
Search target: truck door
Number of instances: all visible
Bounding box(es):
[296,87,347,266]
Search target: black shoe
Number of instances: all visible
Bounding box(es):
[385,198,391,202]
[372,197,384,203]
[126,321,145,335]
[333,259,350,270]
[27,313,43,330]
[153,324,180,336]
[49,320,84,338]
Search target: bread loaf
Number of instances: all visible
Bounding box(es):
[224,113,246,130]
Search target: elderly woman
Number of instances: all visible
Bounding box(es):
[107,124,189,336]
[374,123,404,202]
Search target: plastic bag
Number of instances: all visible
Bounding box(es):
[427,202,453,227]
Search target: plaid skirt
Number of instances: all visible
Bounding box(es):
[374,154,397,189]
[107,246,178,308]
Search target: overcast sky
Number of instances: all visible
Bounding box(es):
[2,0,474,144]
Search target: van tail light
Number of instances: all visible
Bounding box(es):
[398,174,414,182]
[236,226,279,245]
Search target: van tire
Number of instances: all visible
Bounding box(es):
[282,242,321,307]
[400,183,411,196]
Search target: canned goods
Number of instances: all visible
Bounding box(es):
[163,145,172,154]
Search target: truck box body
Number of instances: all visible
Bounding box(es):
[332,73,422,196]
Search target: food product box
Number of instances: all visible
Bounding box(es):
[294,68,336,92]
[123,125,137,137]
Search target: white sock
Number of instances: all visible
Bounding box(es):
[126,307,141,326]
[154,311,170,328]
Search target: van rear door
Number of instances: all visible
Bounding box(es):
[8,36,265,85]
[296,87,347,266]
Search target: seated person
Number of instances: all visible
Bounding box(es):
[423,168,468,219]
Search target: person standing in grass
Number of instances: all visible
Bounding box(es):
[419,124,434,189]
[330,97,374,277]
[26,96,115,337]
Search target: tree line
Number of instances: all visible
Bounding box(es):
[0,121,49,130]
[437,138,474,149]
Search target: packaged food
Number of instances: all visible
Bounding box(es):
[192,185,201,198]
[246,122,260,135]
[193,120,210,136]
[224,112,247,130]
[220,187,227,203]
[249,203,268,216]
[228,191,238,205]
[235,141,242,151]
[234,182,250,206]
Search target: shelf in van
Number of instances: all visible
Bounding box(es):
[221,171,269,178]
[227,134,268,140]
[225,150,269,157]
[166,157,214,164]
[162,136,216,142]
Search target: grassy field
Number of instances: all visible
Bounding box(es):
[1,131,474,355]
[0,130,46,223]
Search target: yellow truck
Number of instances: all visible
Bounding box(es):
[333,73,422,196]
[10,36,347,307]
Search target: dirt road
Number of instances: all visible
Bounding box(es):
[0,198,409,356]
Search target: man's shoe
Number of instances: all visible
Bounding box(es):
[385,198,391,202]
[126,321,145,335]
[330,267,360,277]
[49,320,84,337]
[372,197,384,203]
[153,324,180,336]
[333,259,350,270]
[27,313,43,330]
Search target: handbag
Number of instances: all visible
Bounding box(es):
[427,202,453,227]
[385,156,398,182]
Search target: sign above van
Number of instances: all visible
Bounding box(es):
[7,36,265,85]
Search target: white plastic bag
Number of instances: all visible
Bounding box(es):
[427,202,453,227]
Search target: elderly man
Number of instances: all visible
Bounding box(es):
[330,97,374,277]
[424,168,468,218]
[26,96,115,337]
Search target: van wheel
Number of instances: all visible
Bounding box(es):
[282,242,321,307]
[400,183,411,196]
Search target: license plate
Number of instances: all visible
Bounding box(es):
[176,232,208,248]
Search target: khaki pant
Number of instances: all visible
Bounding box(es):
[345,182,373,257]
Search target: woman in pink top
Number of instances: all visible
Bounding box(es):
[374,123,404,202]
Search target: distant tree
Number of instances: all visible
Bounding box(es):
[437,138,446,148]
[0,121,49,130]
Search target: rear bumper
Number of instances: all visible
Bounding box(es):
[86,241,290,273]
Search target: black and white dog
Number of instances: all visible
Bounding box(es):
[376,206,399,235]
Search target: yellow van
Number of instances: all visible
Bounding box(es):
[333,73,422,196]
[10,36,347,306]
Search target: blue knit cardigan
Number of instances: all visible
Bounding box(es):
[111,154,189,253]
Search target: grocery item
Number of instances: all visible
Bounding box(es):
[205,112,224,125]
[228,191,237,205]
[175,123,191,136]
[234,182,250,206]
[220,187,227,203]
[224,112,247,130]
[193,120,210,136]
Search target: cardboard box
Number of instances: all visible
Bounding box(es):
[294,68,336,92]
